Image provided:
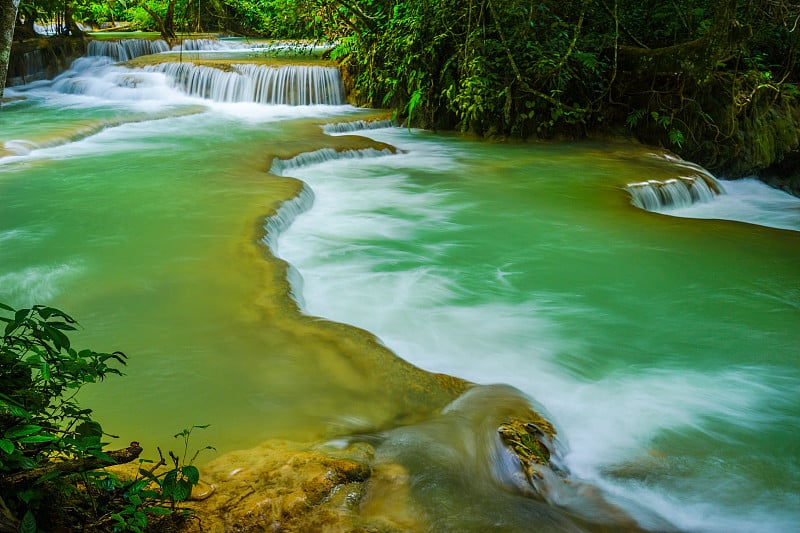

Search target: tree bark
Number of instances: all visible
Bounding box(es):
[142,0,178,41]
[0,0,20,100]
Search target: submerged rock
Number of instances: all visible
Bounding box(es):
[180,440,374,532]
[169,385,668,532]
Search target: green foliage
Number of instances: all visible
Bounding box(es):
[0,302,213,531]
[106,425,214,532]
[0,303,126,474]
[324,0,607,136]
[221,0,325,38]
[0,302,127,529]
[15,0,800,171]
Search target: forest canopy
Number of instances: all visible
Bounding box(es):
[8,0,800,182]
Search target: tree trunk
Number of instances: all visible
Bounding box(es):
[0,0,20,100]
[142,0,178,41]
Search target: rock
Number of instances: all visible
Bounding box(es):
[179,440,380,533]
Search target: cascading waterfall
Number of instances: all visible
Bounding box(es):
[7,49,46,86]
[626,174,721,210]
[87,38,231,59]
[171,39,230,51]
[321,119,397,134]
[269,147,395,176]
[87,39,170,61]
[263,184,316,252]
[262,184,316,308]
[266,147,396,308]
[145,62,346,105]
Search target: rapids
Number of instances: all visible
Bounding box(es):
[1,39,799,532]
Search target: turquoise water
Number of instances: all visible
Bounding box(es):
[275,129,800,531]
[2,47,800,531]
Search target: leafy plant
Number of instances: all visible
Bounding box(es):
[0,303,215,532]
[103,425,215,532]
[0,302,128,529]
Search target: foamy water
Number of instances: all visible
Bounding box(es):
[273,126,800,531]
[668,177,800,231]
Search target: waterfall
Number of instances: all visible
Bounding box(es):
[87,39,170,61]
[145,62,346,105]
[322,119,397,134]
[269,147,395,176]
[262,184,316,308]
[626,175,722,211]
[171,39,229,51]
[7,49,46,86]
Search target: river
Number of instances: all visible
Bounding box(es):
[1,40,798,532]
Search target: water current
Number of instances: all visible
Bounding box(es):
[1,40,799,532]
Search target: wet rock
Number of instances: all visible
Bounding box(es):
[498,418,555,485]
[180,440,381,533]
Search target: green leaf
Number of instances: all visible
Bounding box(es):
[86,448,115,463]
[161,470,177,497]
[181,465,200,485]
[14,308,30,325]
[18,435,57,444]
[172,479,192,502]
[38,470,64,483]
[20,510,36,533]
[76,420,103,438]
[0,439,14,455]
[5,425,43,439]
[138,468,161,486]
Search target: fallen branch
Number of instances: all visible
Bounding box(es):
[0,445,143,489]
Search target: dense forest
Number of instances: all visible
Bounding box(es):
[2,0,799,191]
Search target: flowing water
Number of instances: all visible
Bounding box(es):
[1,41,799,532]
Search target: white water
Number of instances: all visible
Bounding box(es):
[145,62,346,105]
[87,39,171,61]
[8,54,350,113]
[270,127,800,532]
[668,178,800,231]
[625,156,800,231]
[627,176,719,210]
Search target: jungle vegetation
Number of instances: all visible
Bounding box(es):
[2,0,800,176]
[0,303,212,532]
[4,0,800,183]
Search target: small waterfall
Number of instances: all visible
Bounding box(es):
[263,184,315,251]
[7,49,46,85]
[321,119,397,134]
[87,39,170,61]
[627,175,722,211]
[171,39,228,51]
[262,184,316,307]
[145,62,346,105]
[269,147,395,176]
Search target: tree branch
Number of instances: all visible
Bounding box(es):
[0,445,143,489]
